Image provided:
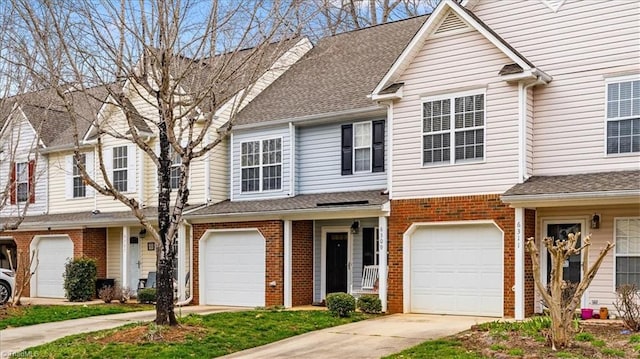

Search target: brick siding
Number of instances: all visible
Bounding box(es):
[292,220,313,306]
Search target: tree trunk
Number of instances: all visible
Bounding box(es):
[155,257,177,325]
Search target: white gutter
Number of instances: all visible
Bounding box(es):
[502,190,640,204]
[176,220,194,306]
[204,130,211,203]
[233,106,384,130]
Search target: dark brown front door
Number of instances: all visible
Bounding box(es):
[546,223,582,283]
[326,232,348,294]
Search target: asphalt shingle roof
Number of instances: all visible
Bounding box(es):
[187,190,388,217]
[503,171,640,197]
[233,16,427,125]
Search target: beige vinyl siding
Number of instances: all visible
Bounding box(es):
[209,137,229,203]
[47,150,95,214]
[107,228,122,286]
[536,204,640,312]
[471,0,640,175]
[392,27,519,199]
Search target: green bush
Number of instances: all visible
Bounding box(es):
[326,292,355,317]
[63,257,97,302]
[137,288,157,304]
[357,295,382,314]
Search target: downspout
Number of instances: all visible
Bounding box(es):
[289,122,295,197]
[204,130,210,203]
[518,73,550,183]
[176,220,193,306]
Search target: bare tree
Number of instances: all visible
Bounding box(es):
[8,248,38,306]
[304,0,439,37]
[9,0,302,325]
[526,232,614,350]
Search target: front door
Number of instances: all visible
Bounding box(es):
[546,223,581,283]
[326,232,348,294]
[129,237,140,292]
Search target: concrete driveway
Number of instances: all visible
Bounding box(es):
[221,314,495,359]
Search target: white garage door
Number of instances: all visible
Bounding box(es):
[202,230,265,307]
[35,236,73,298]
[410,224,503,317]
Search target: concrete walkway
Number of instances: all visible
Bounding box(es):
[221,314,494,359]
[0,305,247,356]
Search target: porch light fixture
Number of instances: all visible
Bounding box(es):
[591,213,600,229]
[139,228,147,238]
[351,220,360,234]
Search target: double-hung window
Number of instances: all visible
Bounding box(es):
[73,154,86,198]
[10,160,35,204]
[341,120,385,175]
[240,138,282,192]
[422,91,485,165]
[606,78,640,154]
[615,218,640,287]
[169,148,182,190]
[113,146,128,192]
[16,162,29,202]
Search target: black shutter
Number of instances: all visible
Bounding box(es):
[341,124,353,175]
[362,228,375,266]
[372,120,385,172]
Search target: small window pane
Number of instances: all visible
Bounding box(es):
[608,83,619,101]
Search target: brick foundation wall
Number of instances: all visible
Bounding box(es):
[192,221,284,306]
[388,194,516,317]
[292,220,313,306]
[8,228,108,297]
[524,209,536,317]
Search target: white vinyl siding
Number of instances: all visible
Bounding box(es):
[353,122,372,172]
[606,79,640,155]
[392,28,518,199]
[471,0,640,175]
[615,217,640,287]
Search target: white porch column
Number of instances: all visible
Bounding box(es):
[284,220,293,308]
[121,226,130,290]
[515,208,525,320]
[378,216,388,312]
[177,223,187,301]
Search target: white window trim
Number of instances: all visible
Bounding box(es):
[72,154,87,198]
[421,88,487,167]
[15,161,29,203]
[603,75,640,157]
[240,136,284,193]
[613,216,640,289]
[112,145,128,192]
[353,121,372,173]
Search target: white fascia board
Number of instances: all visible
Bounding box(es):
[186,205,387,224]
[372,0,533,96]
[232,106,385,130]
[370,86,403,102]
[502,191,640,208]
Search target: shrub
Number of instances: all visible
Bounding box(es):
[119,287,133,304]
[137,288,156,304]
[357,295,382,314]
[63,257,97,302]
[326,292,355,317]
[98,285,117,303]
[614,284,640,332]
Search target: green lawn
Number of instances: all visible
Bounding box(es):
[383,339,485,359]
[26,310,373,358]
[0,304,153,329]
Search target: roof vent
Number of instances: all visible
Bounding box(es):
[540,0,566,12]
[434,12,468,35]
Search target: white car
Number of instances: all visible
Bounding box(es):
[0,268,15,305]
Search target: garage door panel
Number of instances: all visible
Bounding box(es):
[202,231,265,307]
[410,224,503,317]
[35,237,73,298]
